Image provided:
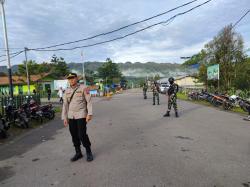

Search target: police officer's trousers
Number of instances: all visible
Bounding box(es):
[69,118,91,149]
[168,96,177,112]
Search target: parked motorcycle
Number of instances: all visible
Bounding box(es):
[3,103,29,129]
[188,91,199,100]
[40,103,55,120]
[237,97,250,114]
[20,101,43,123]
[220,95,236,110]
[20,97,55,121]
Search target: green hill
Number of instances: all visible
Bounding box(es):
[0,61,196,78]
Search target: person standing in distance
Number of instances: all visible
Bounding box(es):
[152,81,160,105]
[164,77,179,117]
[142,82,148,99]
[47,87,51,101]
[62,73,94,162]
[57,87,64,104]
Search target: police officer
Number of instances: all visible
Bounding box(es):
[62,73,94,162]
[152,81,160,105]
[142,82,148,99]
[164,77,179,117]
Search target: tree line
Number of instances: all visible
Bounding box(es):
[14,55,124,85]
[183,24,250,93]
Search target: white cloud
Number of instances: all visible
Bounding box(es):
[111,39,209,63]
[0,0,249,65]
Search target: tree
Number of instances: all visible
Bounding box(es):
[97,58,122,84]
[18,60,40,82]
[154,74,160,81]
[38,62,52,78]
[182,49,207,66]
[50,54,70,78]
[234,57,250,90]
[197,63,207,83]
[85,69,97,85]
[205,24,245,91]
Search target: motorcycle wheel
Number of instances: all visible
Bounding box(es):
[19,115,29,128]
[0,122,8,138]
[38,115,43,123]
[48,111,55,120]
[0,129,7,139]
[214,100,221,107]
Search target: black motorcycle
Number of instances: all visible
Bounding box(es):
[40,103,55,120]
[20,99,43,123]
[238,97,250,114]
[188,91,199,100]
[3,103,29,129]
[20,96,55,122]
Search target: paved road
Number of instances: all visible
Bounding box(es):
[0,90,250,187]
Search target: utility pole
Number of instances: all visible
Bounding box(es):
[0,0,13,97]
[24,47,30,95]
[81,51,86,85]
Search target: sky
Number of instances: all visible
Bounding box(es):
[0,0,249,65]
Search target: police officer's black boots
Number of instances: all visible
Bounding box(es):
[71,147,83,162]
[175,111,179,118]
[163,111,170,117]
[86,146,93,162]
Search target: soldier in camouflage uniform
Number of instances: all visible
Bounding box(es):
[164,77,179,117]
[142,83,148,99]
[152,81,160,105]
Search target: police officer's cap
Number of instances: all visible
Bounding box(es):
[66,73,77,79]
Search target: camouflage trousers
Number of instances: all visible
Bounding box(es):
[168,95,177,112]
[153,92,159,105]
[143,90,147,99]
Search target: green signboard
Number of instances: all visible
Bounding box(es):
[207,64,219,80]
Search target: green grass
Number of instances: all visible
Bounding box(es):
[232,107,246,114]
[177,93,188,100]
[54,106,62,113]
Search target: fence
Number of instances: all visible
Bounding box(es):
[39,91,58,99]
[0,94,41,115]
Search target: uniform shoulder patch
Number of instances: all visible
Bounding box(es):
[84,87,90,95]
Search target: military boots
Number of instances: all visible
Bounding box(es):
[163,111,170,117]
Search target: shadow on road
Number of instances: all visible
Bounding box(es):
[0,116,64,161]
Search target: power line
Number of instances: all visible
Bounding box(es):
[0,50,24,63]
[233,9,250,28]
[0,48,24,50]
[0,50,24,58]
[31,0,213,52]
[29,0,200,51]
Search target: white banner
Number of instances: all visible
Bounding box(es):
[54,80,69,90]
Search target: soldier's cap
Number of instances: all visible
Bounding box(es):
[66,73,77,79]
